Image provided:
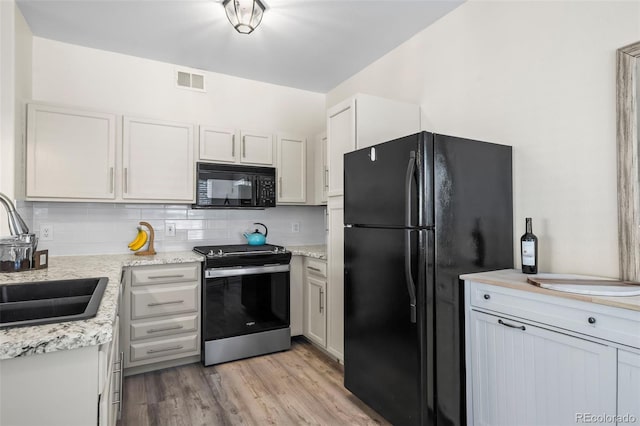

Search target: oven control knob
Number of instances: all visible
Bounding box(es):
[207,250,214,257]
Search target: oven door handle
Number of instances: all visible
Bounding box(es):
[205,264,290,279]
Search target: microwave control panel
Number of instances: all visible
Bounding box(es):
[257,176,276,207]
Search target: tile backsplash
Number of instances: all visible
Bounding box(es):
[17,202,327,256]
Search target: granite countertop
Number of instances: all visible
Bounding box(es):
[0,251,204,360]
[461,269,640,312]
[287,245,327,260]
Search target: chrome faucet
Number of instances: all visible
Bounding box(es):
[0,192,29,235]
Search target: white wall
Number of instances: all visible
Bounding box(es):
[31,37,325,135]
[328,0,640,278]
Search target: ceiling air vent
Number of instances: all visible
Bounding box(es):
[176,70,206,92]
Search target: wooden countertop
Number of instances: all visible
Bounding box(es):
[460,269,640,312]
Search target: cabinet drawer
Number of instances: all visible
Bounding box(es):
[306,258,327,278]
[130,333,198,363]
[132,264,199,286]
[130,314,198,341]
[470,282,640,349]
[131,283,198,319]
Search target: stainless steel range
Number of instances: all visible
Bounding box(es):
[193,244,292,366]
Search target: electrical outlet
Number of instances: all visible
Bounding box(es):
[166,222,176,237]
[291,222,300,233]
[40,223,53,241]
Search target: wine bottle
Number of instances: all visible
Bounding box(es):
[521,217,538,274]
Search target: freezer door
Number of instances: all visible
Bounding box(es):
[344,226,432,426]
[433,134,513,426]
[344,132,433,227]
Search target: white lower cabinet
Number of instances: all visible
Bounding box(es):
[470,310,616,426]
[121,262,201,374]
[290,255,304,336]
[100,316,123,426]
[326,196,344,361]
[465,278,640,426]
[305,266,327,346]
[618,350,640,423]
[0,316,121,426]
[303,258,328,348]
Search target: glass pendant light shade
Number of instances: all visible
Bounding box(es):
[223,0,266,34]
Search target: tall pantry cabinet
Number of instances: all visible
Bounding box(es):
[326,94,420,361]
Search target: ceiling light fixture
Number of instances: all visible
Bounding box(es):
[222,0,267,35]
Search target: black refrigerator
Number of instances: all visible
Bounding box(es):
[344,131,513,426]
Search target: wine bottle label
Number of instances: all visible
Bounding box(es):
[522,241,536,266]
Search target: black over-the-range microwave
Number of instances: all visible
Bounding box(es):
[194,162,277,209]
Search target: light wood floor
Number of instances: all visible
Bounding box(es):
[118,339,390,426]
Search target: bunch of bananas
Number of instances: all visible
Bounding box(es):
[128,227,149,251]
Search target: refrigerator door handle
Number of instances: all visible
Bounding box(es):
[405,151,416,227]
[404,151,418,323]
[404,229,417,323]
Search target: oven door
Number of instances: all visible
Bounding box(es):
[196,169,256,208]
[203,264,290,341]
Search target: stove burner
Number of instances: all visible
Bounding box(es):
[193,244,291,268]
[194,244,287,258]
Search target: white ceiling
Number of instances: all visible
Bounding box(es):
[16,0,464,93]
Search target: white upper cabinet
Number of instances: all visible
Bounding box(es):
[327,98,356,197]
[239,130,273,165]
[198,126,273,166]
[26,103,117,200]
[199,126,236,163]
[276,133,306,203]
[122,116,195,202]
[326,94,420,196]
[312,132,328,205]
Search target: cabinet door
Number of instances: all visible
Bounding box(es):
[199,126,237,163]
[276,133,306,203]
[618,350,640,422]
[470,310,616,426]
[305,275,326,346]
[26,104,117,200]
[290,256,304,336]
[327,196,344,361]
[122,116,195,201]
[320,135,328,203]
[327,99,356,196]
[239,130,273,165]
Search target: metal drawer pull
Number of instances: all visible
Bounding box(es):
[483,294,490,300]
[307,266,322,273]
[232,135,235,157]
[123,168,128,193]
[109,167,114,193]
[147,325,184,334]
[147,274,185,279]
[242,136,246,158]
[319,288,324,313]
[147,300,184,307]
[588,316,596,324]
[279,177,282,197]
[147,345,183,354]
[498,319,526,331]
